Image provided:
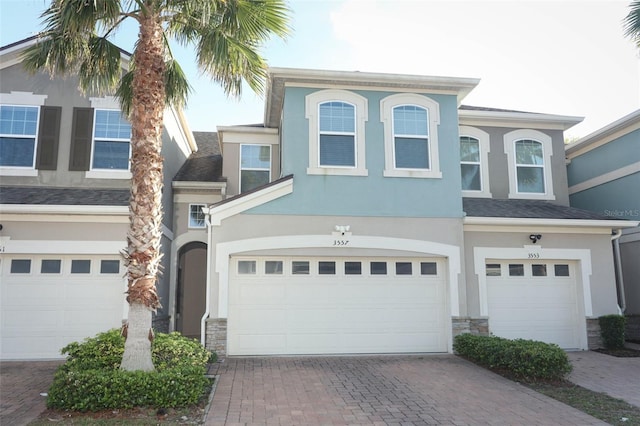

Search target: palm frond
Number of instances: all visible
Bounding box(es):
[623,1,640,47]
[164,59,192,109]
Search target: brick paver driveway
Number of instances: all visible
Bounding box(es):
[206,355,605,425]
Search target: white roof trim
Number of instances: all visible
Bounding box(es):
[459,109,583,131]
[0,204,128,215]
[565,109,640,157]
[463,216,639,229]
[216,126,278,134]
[206,178,293,226]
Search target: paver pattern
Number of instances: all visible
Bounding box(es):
[206,355,605,425]
[568,350,640,408]
[0,360,63,426]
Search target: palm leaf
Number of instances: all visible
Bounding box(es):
[624,1,640,47]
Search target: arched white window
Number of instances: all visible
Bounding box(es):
[504,129,555,200]
[380,93,441,178]
[459,126,491,197]
[305,90,368,176]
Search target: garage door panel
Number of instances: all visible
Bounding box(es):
[228,256,449,355]
[1,255,125,359]
[487,260,581,349]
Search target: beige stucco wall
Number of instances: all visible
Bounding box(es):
[462,228,619,318]
[207,214,466,319]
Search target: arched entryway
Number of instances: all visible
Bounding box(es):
[176,242,207,339]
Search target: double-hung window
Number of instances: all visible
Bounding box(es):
[319,101,356,167]
[459,126,491,197]
[305,89,368,176]
[392,105,429,169]
[380,93,441,178]
[240,144,271,192]
[91,109,131,171]
[0,105,39,168]
[504,129,554,200]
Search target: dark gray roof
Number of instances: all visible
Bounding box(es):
[0,186,129,206]
[173,132,224,182]
[459,105,538,114]
[463,198,616,220]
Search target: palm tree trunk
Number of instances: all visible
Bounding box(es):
[120,12,166,372]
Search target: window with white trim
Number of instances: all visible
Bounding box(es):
[459,126,491,197]
[0,105,39,168]
[189,204,206,228]
[305,89,368,176]
[380,93,441,178]
[240,144,271,192]
[91,109,131,171]
[504,129,555,200]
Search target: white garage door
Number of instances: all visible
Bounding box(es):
[1,255,126,359]
[228,256,448,355]
[486,260,581,349]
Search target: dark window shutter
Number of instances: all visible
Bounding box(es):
[35,106,62,170]
[69,107,94,171]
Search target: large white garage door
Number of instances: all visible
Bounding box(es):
[1,255,126,359]
[486,260,581,349]
[228,256,448,355]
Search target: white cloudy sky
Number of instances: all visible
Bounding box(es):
[1,0,638,139]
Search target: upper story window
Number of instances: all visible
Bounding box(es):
[380,93,441,178]
[241,144,271,192]
[0,91,54,177]
[305,89,368,176]
[0,105,39,168]
[393,105,429,169]
[459,126,491,197]
[189,204,206,228]
[504,129,555,200]
[91,109,131,171]
[319,101,355,167]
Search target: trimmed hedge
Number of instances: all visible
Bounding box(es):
[453,333,572,381]
[47,329,214,411]
[599,315,626,349]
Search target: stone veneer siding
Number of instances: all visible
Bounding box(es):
[452,317,489,337]
[586,318,602,349]
[152,315,170,333]
[206,318,227,357]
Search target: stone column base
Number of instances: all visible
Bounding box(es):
[205,318,227,358]
[586,318,602,349]
[625,315,640,341]
[452,317,489,337]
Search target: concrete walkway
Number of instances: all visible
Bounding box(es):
[567,350,640,408]
[205,355,605,425]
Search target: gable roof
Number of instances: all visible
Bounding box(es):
[0,186,129,206]
[565,109,640,158]
[173,131,224,182]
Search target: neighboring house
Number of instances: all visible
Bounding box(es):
[0,37,197,359]
[193,68,638,357]
[566,110,640,338]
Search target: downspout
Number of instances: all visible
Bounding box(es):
[200,207,213,346]
[612,229,626,314]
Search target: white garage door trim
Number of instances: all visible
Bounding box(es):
[485,260,581,349]
[474,246,592,317]
[1,254,127,360]
[214,234,461,318]
[227,256,448,355]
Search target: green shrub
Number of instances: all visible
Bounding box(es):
[453,333,572,381]
[599,314,627,349]
[47,329,214,411]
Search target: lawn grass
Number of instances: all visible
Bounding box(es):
[526,381,640,426]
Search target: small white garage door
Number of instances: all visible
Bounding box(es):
[1,255,126,359]
[228,256,448,355]
[486,260,581,349]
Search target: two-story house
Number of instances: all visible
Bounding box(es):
[0,37,197,359]
[566,109,640,340]
[185,68,638,357]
